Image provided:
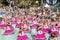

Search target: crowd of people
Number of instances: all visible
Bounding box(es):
[0,6,60,40]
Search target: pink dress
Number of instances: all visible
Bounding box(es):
[3,25,14,35]
[17,31,29,40]
[32,20,38,29]
[56,23,60,30]
[27,17,33,24]
[42,25,50,33]
[51,27,59,36]
[23,23,30,33]
[11,17,17,24]
[16,19,23,28]
[24,28,30,33]
[42,17,45,23]
[16,23,23,28]
[35,30,46,40]
[0,21,6,29]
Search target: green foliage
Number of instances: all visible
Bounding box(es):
[19,0,39,7]
[19,0,33,7]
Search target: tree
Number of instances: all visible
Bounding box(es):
[19,0,33,7]
[6,0,41,7]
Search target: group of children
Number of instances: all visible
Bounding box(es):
[0,6,60,40]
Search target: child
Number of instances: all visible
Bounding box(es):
[3,22,14,35]
[0,20,6,40]
[11,17,17,24]
[0,20,6,29]
[51,26,59,37]
[35,29,46,40]
[23,21,33,40]
[17,28,29,40]
[3,22,15,40]
[16,19,23,28]
[43,22,50,40]
[43,22,50,33]
[49,32,58,40]
[31,19,38,35]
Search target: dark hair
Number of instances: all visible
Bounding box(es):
[37,25,40,28]
[51,18,54,22]
[55,24,58,26]
[51,33,57,38]
[19,27,21,29]
[7,22,10,26]
[36,15,39,18]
